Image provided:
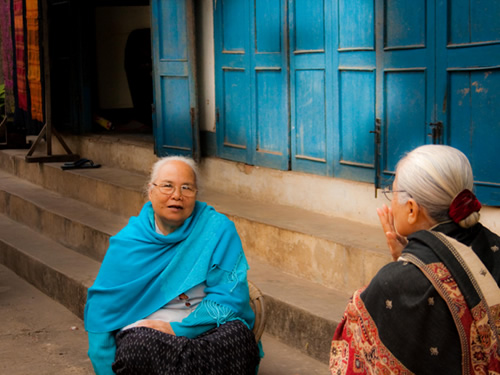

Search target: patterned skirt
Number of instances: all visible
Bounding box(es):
[113,320,261,375]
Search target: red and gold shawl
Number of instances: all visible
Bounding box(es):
[330,226,500,375]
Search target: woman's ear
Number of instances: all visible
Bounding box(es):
[406,199,419,225]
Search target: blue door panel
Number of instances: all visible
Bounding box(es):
[379,0,435,183]
[210,0,500,203]
[222,69,250,148]
[294,70,327,160]
[436,0,500,205]
[339,70,375,167]
[384,70,427,173]
[256,0,282,53]
[152,0,198,158]
[449,0,500,45]
[222,1,248,51]
[214,0,289,169]
[333,0,376,181]
[290,0,333,175]
[294,0,325,51]
[214,0,250,163]
[385,0,426,48]
[158,0,187,59]
[448,68,500,204]
[338,0,374,50]
[470,0,500,43]
[253,0,289,169]
[162,77,192,150]
[256,70,286,154]
[338,52,376,67]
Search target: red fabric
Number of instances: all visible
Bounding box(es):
[26,0,43,122]
[449,189,482,223]
[329,288,413,374]
[330,263,500,375]
[14,0,28,111]
[0,0,16,114]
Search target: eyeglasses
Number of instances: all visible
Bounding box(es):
[381,186,410,202]
[152,183,197,197]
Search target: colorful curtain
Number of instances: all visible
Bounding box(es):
[0,0,16,115]
[13,0,27,111]
[25,0,43,122]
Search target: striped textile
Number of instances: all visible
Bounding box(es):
[0,0,16,115]
[25,0,43,122]
[14,0,27,111]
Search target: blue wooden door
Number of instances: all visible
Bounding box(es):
[331,0,435,185]
[213,0,289,170]
[378,0,437,182]
[331,0,377,181]
[436,0,500,205]
[289,0,334,175]
[151,0,199,159]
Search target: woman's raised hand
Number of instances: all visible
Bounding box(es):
[377,204,407,261]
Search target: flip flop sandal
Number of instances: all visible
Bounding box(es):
[61,158,101,170]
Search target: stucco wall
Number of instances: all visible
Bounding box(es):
[196,0,216,132]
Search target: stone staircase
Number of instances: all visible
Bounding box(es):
[0,132,391,368]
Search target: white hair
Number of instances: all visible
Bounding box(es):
[395,145,479,228]
[146,155,199,194]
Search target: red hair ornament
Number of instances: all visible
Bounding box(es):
[448,189,481,223]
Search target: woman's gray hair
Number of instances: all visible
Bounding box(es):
[146,155,200,194]
[395,145,479,228]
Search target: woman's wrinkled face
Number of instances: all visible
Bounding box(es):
[149,161,197,231]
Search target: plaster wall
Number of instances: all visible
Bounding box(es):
[199,157,500,236]
[196,0,216,132]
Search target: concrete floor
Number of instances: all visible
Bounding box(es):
[0,264,329,375]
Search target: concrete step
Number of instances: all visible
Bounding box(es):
[0,205,341,362]
[1,263,328,374]
[0,168,348,361]
[49,132,500,233]
[0,169,126,262]
[0,149,390,293]
[0,214,100,318]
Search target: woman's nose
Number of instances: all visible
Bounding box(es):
[170,187,182,199]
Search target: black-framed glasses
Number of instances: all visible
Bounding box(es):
[381,186,409,202]
[152,183,197,197]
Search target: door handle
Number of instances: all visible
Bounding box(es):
[428,121,443,144]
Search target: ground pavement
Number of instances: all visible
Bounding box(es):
[0,264,329,375]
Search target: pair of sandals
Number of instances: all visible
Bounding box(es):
[61,158,101,170]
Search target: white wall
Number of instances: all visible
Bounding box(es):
[95,6,150,109]
[196,0,216,132]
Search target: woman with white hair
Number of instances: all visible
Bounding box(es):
[330,145,500,374]
[84,156,261,375]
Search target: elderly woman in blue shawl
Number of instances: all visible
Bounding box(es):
[84,156,261,375]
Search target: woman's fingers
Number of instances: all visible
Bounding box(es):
[385,232,405,261]
[377,205,393,233]
[378,204,407,261]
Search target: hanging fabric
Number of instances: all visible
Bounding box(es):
[25,0,43,122]
[0,0,16,115]
[14,0,28,111]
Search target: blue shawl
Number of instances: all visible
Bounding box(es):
[84,201,254,333]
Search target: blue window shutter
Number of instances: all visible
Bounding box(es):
[151,0,199,159]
